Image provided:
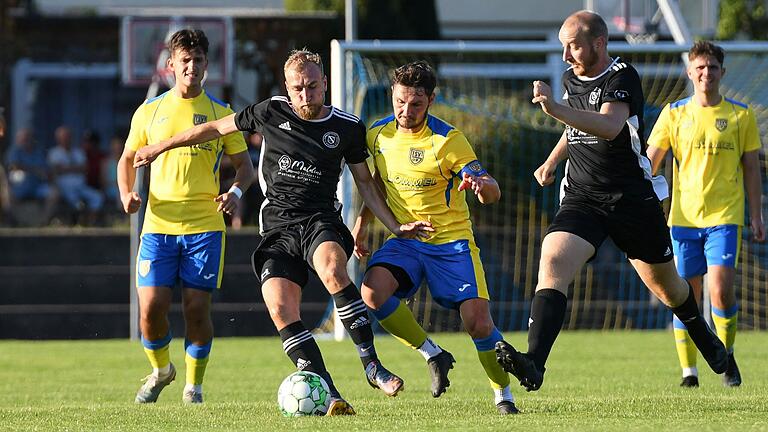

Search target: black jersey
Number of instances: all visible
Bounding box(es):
[235,96,368,232]
[561,57,655,203]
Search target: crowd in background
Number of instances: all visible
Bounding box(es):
[0,107,264,228]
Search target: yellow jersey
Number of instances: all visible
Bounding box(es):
[126,90,247,234]
[648,96,761,227]
[367,114,485,245]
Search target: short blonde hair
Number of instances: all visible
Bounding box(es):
[284,49,324,75]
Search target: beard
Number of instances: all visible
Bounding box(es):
[572,49,600,76]
[296,104,322,120]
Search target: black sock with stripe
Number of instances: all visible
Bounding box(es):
[333,283,378,367]
[278,320,339,397]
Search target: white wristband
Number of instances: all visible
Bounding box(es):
[228,185,243,199]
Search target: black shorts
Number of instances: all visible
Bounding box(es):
[547,194,673,263]
[251,214,355,287]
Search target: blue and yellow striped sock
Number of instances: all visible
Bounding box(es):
[712,305,738,353]
[373,296,428,350]
[141,332,172,375]
[185,339,212,387]
[672,316,698,376]
[473,328,511,394]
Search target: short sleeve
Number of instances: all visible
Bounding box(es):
[444,130,483,175]
[235,99,271,133]
[647,104,672,151]
[601,68,639,105]
[743,107,762,153]
[344,120,369,165]
[125,103,148,151]
[223,130,248,155]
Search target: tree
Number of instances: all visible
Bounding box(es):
[717,0,768,40]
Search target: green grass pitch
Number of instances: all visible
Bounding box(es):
[1,331,767,431]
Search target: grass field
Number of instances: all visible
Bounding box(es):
[1,331,767,431]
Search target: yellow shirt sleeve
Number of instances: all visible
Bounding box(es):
[125,103,148,151]
[647,104,672,150]
[743,107,762,153]
[444,130,479,173]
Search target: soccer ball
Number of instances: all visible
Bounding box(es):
[277,371,331,417]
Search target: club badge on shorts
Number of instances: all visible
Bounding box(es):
[139,260,151,277]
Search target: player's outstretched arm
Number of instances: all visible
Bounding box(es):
[742,149,766,242]
[133,113,239,167]
[214,150,254,216]
[116,146,141,214]
[532,80,629,140]
[348,162,434,240]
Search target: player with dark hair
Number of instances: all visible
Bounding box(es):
[133,49,433,415]
[495,10,729,392]
[118,28,254,404]
[352,61,519,414]
[647,40,765,388]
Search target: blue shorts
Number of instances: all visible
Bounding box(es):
[367,238,488,310]
[670,225,741,279]
[137,232,225,291]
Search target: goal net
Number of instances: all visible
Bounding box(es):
[328,40,768,334]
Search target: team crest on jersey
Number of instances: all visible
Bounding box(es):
[322,132,340,149]
[193,114,208,125]
[409,148,425,165]
[589,87,602,105]
[278,155,292,170]
[715,118,728,131]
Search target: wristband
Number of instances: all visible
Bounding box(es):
[228,185,243,199]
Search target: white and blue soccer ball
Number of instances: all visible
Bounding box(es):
[277,371,331,417]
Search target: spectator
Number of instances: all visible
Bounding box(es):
[5,127,59,225]
[81,129,104,190]
[101,135,123,213]
[48,125,104,225]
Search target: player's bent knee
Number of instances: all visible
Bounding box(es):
[316,267,351,292]
[464,316,494,339]
[360,284,386,310]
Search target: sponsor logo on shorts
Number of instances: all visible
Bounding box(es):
[139,260,151,277]
[459,283,471,292]
[664,247,673,256]
[203,273,215,280]
[721,253,734,260]
[260,268,270,280]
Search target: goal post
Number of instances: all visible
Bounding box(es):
[330,39,768,335]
